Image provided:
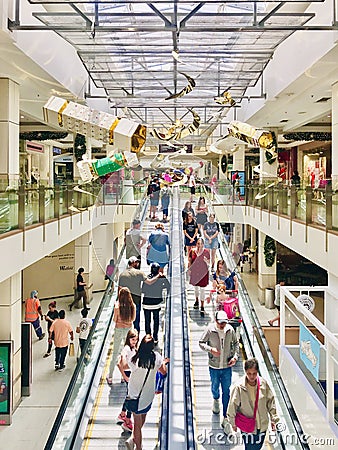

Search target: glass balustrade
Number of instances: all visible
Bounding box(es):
[0,181,336,236]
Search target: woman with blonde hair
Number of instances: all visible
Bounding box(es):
[106,287,136,385]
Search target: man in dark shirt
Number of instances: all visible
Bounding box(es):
[69,267,89,311]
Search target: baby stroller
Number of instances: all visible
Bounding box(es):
[209,285,242,330]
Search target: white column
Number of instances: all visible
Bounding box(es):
[257,231,276,304]
[0,273,22,410]
[0,78,20,188]
[74,232,93,302]
[232,145,245,171]
[332,81,338,190]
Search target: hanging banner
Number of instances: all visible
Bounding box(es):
[299,321,320,381]
[0,341,12,425]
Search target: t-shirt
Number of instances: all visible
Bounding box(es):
[142,276,170,309]
[203,221,220,237]
[183,220,198,238]
[122,344,136,363]
[127,352,163,411]
[78,317,92,340]
[118,268,147,304]
[50,319,73,348]
[46,310,59,331]
[77,274,85,292]
[125,228,145,259]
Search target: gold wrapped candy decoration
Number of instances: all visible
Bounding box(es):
[165,72,196,101]
[214,91,236,107]
[151,109,200,141]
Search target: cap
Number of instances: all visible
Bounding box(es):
[128,256,139,265]
[215,310,228,323]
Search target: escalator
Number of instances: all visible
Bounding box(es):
[45,189,309,450]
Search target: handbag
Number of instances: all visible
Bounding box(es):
[125,366,151,413]
[69,342,75,357]
[235,377,260,433]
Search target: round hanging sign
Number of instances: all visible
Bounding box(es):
[297,294,315,312]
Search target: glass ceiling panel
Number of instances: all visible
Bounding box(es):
[31,1,319,126]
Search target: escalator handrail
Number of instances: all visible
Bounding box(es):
[45,192,149,449]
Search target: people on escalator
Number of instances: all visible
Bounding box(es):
[124,334,169,450]
[183,211,198,255]
[146,223,170,272]
[160,186,171,223]
[125,219,147,264]
[181,200,195,222]
[116,329,139,433]
[213,260,238,291]
[203,213,220,271]
[227,358,279,449]
[199,310,239,432]
[118,257,161,333]
[188,237,210,316]
[142,263,170,345]
[147,176,161,221]
[106,287,136,386]
[195,196,208,233]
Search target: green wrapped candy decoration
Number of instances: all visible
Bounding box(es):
[92,153,125,177]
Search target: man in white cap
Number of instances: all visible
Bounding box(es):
[118,256,161,332]
[199,310,239,430]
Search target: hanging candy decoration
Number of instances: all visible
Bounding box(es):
[165,72,196,100]
[214,91,236,107]
[151,109,201,141]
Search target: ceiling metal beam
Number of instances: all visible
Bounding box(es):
[27,0,327,4]
[69,3,92,27]
[146,3,172,27]
[9,24,337,32]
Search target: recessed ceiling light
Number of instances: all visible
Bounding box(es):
[21,115,25,119]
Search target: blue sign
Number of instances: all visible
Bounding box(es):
[299,321,321,381]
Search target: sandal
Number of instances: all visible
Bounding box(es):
[106,376,113,385]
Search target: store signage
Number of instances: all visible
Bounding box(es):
[299,321,320,381]
[54,155,74,163]
[26,141,44,153]
[0,341,12,425]
[159,144,192,153]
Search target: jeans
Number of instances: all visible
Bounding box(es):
[242,431,266,450]
[109,327,131,378]
[55,346,68,368]
[209,367,232,416]
[133,303,141,332]
[144,308,160,341]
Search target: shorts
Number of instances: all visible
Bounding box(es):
[204,237,219,250]
[150,198,159,206]
[135,402,152,415]
[185,236,197,247]
[190,186,196,195]
[162,208,168,216]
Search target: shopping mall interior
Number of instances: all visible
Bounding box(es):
[0,1,338,449]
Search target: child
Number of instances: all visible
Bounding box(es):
[116,329,139,432]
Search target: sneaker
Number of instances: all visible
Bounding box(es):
[43,353,51,358]
[122,418,133,433]
[55,365,59,371]
[212,398,220,414]
[106,376,113,386]
[117,413,127,424]
[58,365,65,372]
[39,333,45,341]
[221,417,232,435]
[193,300,199,309]
[125,436,135,450]
[200,306,205,317]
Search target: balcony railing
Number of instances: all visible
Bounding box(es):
[0,180,147,236]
